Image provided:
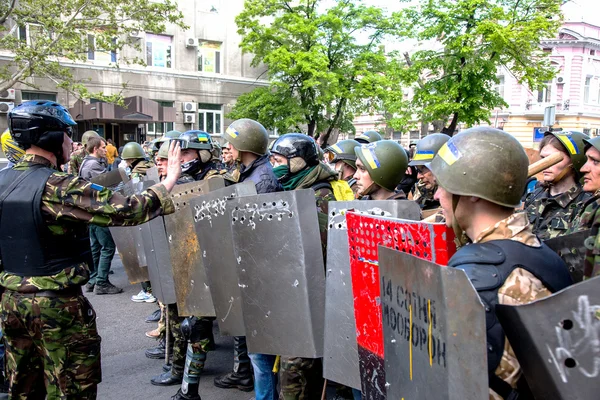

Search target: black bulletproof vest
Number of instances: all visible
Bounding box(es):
[448,240,573,375]
[0,165,92,276]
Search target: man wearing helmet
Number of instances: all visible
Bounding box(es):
[269,133,336,400]
[353,140,409,200]
[121,141,155,181]
[430,127,571,399]
[408,133,450,210]
[212,119,281,397]
[178,130,225,181]
[325,139,360,196]
[68,129,100,174]
[0,100,183,399]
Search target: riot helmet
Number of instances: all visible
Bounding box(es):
[8,100,77,164]
[271,134,319,166]
[225,119,269,156]
[355,130,382,144]
[178,130,214,173]
[121,142,146,160]
[326,139,360,169]
[1,129,25,164]
[354,140,408,191]
[429,127,528,208]
[408,133,450,166]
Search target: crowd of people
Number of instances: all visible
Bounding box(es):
[0,100,597,400]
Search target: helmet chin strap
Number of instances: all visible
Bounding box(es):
[360,181,378,197]
[451,194,470,247]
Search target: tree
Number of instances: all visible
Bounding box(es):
[389,0,563,135]
[0,0,185,101]
[228,0,402,144]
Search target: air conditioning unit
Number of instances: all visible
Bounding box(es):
[128,30,144,40]
[184,113,196,124]
[185,37,198,48]
[0,102,15,114]
[557,76,566,84]
[0,89,16,100]
[182,102,197,112]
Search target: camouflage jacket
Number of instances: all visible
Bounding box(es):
[413,181,440,210]
[68,148,87,175]
[567,190,600,279]
[473,213,551,400]
[523,184,590,241]
[0,154,175,292]
[130,160,156,180]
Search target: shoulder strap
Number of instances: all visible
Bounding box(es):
[311,181,333,192]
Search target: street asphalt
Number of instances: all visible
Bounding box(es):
[87,255,254,400]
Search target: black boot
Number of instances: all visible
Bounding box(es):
[171,388,201,400]
[150,371,182,386]
[213,336,253,392]
[163,363,172,372]
[146,337,170,359]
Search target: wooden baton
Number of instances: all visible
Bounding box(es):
[527,152,564,178]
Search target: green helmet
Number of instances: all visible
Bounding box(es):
[81,130,100,146]
[584,136,600,154]
[430,127,528,208]
[326,139,360,169]
[121,142,146,160]
[544,131,589,177]
[355,130,382,144]
[408,133,451,166]
[355,140,408,191]
[157,140,170,159]
[225,118,269,156]
[165,130,182,139]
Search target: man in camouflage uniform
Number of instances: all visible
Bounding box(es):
[68,130,99,175]
[270,133,337,400]
[353,140,409,201]
[569,136,600,278]
[325,139,360,197]
[430,127,572,399]
[121,141,155,182]
[523,131,590,240]
[408,133,450,210]
[0,100,183,399]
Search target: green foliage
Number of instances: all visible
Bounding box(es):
[0,0,185,102]
[229,0,403,142]
[388,0,563,134]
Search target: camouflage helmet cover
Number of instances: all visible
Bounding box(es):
[408,133,451,166]
[355,140,408,191]
[429,127,528,208]
[225,118,269,156]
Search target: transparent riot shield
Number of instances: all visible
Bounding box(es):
[164,177,225,317]
[230,189,325,357]
[190,182,257,336]
[496,276,600,400]
[380,246,488,400]
[323,200,421,390]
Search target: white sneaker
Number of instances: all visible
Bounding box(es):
[131,290,157,303]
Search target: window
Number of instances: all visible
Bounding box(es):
[537,81,551,103]
[146,34,172,68]
[197,104,222,134]
[591,50,596,56]
[585,76,592,103]
[17,24,51,46]
[21,92,56,101]
[147,122,174,138]
[494,75,505,98]
[198,41,221,73]
[87,35,117,63]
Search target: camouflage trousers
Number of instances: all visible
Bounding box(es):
[0,291,101,399]
[167,305,213,376]
[279,357,323,400]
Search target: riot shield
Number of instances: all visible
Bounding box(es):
[496,276,600,400]
[164,178,225,317]
[545,230,591,283]
[231,189,325,357]
[323,200,421,390]
[190,182,257,336]
[142,180,210,305]
[346,212,457,399]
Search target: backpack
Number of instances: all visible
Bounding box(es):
[312,179,355,201]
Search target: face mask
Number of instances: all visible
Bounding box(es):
[273,165,289,179]
[181,158,200,173]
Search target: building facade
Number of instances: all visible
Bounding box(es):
[0,0,268,148]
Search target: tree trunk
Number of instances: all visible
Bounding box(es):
[442,113,459,136]
[307,119,317,137]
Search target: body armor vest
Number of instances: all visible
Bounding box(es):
[0,165,92,276]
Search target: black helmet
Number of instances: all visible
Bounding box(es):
[270,133,319,166]
[355,130,382,144]
[178,130,213,150]
[9,100,76,163]
[326,139,360,169]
